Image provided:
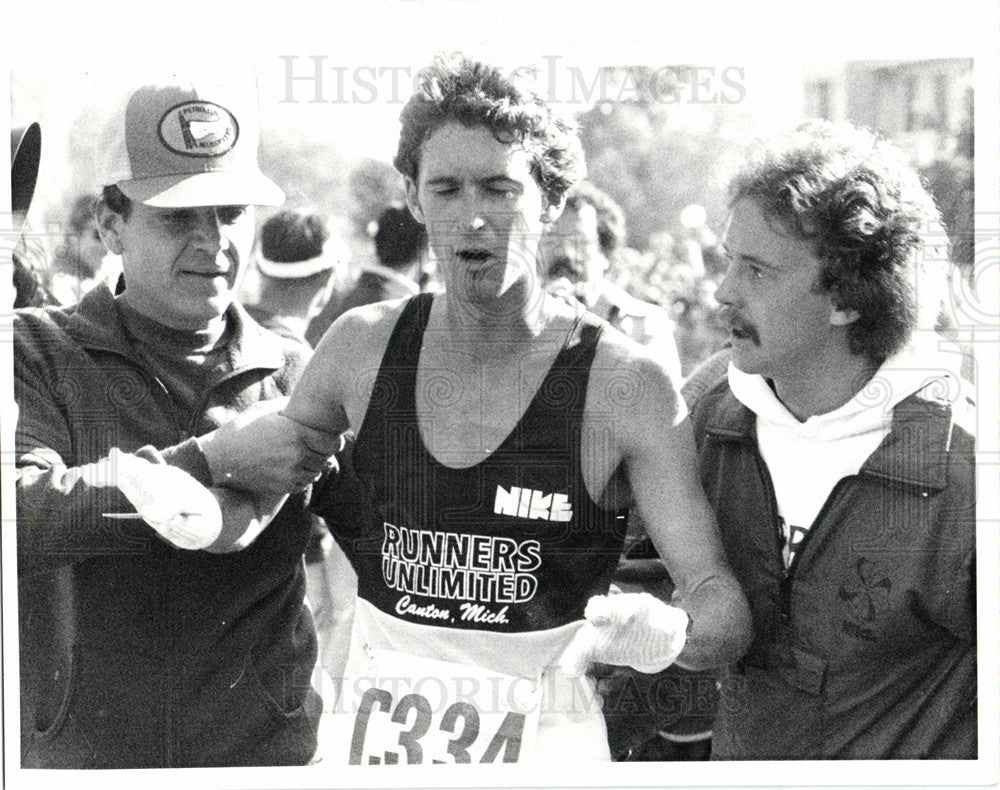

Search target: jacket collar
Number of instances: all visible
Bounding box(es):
[64,285,287,374]
[359,263,421,297]
[703,383,954,490]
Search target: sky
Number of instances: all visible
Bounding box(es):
[7,0,996,154]
[7,0,997,227]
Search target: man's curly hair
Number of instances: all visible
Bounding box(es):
[729,120,946,366]
[394,52,586,207]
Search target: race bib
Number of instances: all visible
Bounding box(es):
[333,648,542,764]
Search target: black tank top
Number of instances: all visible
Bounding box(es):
[326,293,628,633]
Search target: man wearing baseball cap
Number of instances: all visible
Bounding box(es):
[14,79,343,768]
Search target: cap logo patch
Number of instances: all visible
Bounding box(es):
[158,101,239,157]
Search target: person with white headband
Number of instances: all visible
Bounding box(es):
[247,207,348,344]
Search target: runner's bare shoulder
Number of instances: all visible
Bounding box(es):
[588,325,685,431]
[298,297,414,430]
[314,298,409,365]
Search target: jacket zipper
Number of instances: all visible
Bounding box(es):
[750,449,785,580]
[78,340,186,440]
[83,339,275,438]
[785,476,856,577]
[771,470,857,622]
[748,438,859,623]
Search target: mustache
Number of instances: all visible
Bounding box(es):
[720,308,761,345]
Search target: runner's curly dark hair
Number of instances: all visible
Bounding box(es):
[394,52,586,208]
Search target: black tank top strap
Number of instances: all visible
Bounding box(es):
[507,308,604,453]
[377,291,433,370]
[356,292,432,437]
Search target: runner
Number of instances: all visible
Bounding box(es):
[289,53,751,764]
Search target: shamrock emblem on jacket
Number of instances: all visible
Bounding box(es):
[837,557,893,641]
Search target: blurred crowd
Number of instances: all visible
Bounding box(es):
[601,207,729,377]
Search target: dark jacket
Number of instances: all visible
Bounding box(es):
[15,286,321,768]
[691,377,977,759]
[305,264,419,347]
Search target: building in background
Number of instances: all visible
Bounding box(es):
[803,58,973,166]
[804,59,974,272]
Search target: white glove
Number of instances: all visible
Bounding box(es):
[558,592,689,676]
[100,448,223,551]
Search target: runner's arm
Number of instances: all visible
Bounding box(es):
[615,355,752,671]
[284,301,405,434]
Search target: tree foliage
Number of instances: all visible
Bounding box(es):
[576,67,748,252]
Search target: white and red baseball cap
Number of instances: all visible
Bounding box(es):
[98,79,284,207]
